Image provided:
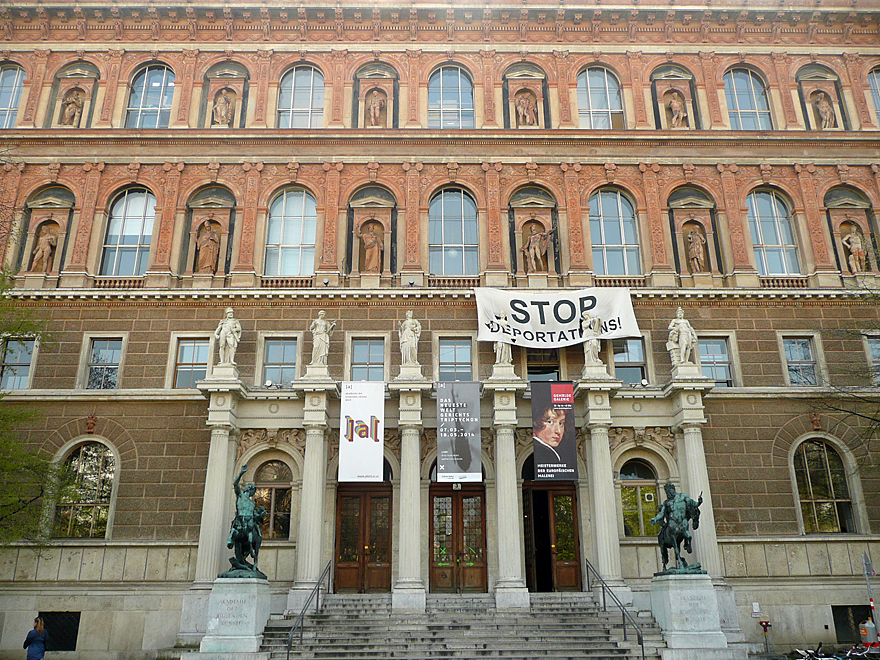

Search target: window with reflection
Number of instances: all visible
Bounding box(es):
[125,65,175,129]
[263,338,297,385]
[613,338,646,385]
[100,189,156,277]
[794,440,854,533]
[869,69,880,128]
[87,338,123,390]
[277,66,325,129]
[0,338,34,390]
[438,338,472,381]
[618,459,660,537]
[265,189,317,276]
[54,442,116,538]
[0,64,25,129]
[589,189,641,276]
[746,190,800,276]
[428,189,479,276]
[577,67,625,129]
[351,338,385,381]
[698,338,733,387]
[723,68,773,130]
[253,460,292,540]
[428,66,475,129]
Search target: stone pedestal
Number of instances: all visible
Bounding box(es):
[488,363,518,380]
[210,363,240,381]
[301,364,332,380]
[650,574,746,660]
[394,364,427,381]
[198,578,271,654]
[580,363,611,380]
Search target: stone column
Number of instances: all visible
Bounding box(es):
[679,424,722,578]
[485,382,529,610]
[287,387,332,612]
[193,425,236,582]
[389,383,429,611]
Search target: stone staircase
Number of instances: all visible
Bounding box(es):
[261,592,665,660]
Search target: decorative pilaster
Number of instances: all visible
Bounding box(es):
[401,161,423,277]
[61,162,104,286]
[0,162,24,267]
[20,49,49,128]
[329,50,347,128]
[561,163,588,279]
[318,162,344,278]
[844,54,874,130]
[716,164,759,287]
[698,52,723,129]
[170,49,198,127]
[485,381,529,610]
[553,51,574,128]
[405,50,421,128]
[389,383,431,611]
[794,163,838,286]
[480,50,498,128]
[252,50,273,128]
[230,162,262,286]
[770,52,799,129]
[146,162,184,285]
[640,163,675,284]
[626,52,650,128]
[96,49,124,128]
[483,162,506,285]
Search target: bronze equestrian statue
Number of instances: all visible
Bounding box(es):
[650,483,705,575]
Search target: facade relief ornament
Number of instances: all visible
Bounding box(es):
[237,428,306,459]
[609,427,675,453]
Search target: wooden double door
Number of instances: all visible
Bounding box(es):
[429,484,488,593]
[522,484,582,592]
[334,485,392,593]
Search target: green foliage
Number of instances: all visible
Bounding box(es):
[0,271,57,544]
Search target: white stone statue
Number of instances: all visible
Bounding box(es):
[815,92,835,130]
[668,91,687,129]
[666,306,698,366]
[842,224,867,274]
[215,307,242,365]
[31,227,58,273]
[687,230,707,274]
[493,314,513,366]
[309,310,336,366]
[581,313,603,366]
[398,310,421,367]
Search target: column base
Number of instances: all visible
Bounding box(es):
[392,581,427,612]
[199,578,271,653]
[285,583,321,615]
[494,581,530,610]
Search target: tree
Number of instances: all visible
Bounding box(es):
[0,270,58,544]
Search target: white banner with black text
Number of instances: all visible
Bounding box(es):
[339,381,385,482]
[475,287,640,349]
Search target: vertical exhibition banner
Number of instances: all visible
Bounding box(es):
[339,381,385,482]
[436,381,482,482]
[531,381,578,481]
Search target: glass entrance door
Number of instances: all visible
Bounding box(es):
[430,485,487,593]
[334,486,392,593]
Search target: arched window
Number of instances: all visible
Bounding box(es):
[54,442,116,538]
[794,440,854,533]
[265,188,317,276]
[253,460,293,540]
[618,459,661,537]
[869,68,880,128]
[576,67,625,129]
[427,66,475,129]
[277,66,324,129]
[723,68,773,130]
[428,189,479,276]
[100,189,156,276]
[746,190,800,276]
[589,189,641,276]
[0,64,25,129]
[125,65,175,129]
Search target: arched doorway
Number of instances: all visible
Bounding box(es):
[521,455,582,592]
[334,459,393,593]
[428,460,488,593]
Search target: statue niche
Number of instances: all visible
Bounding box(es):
[682,221,708,274]
[520,218,554,274]
[358,219,385,275]
[211,88,236,128]
[195,219,222,274]
[29,220,60,273]
[840,219,868,274]
[365,88,388,128]
[59,88,85,128]
[664,89,688,129]
[513,90,539,129]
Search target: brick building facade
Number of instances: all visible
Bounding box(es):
[1,0,880,657]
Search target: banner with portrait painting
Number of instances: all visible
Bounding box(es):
[436,381,482,482]
[338,381,385,482]
[530,381,578,481]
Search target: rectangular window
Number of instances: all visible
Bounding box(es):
[783,337,818,386]
[613,338,646,385]
[0,338,34,389]
[438,338,472,381]
[526,348,560,382]
[698,338,733,387]
[174,339,210,388]
[86,339,122,389]
[263,338,297,385]
[866,337,880,385]
[351,338,385,381]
